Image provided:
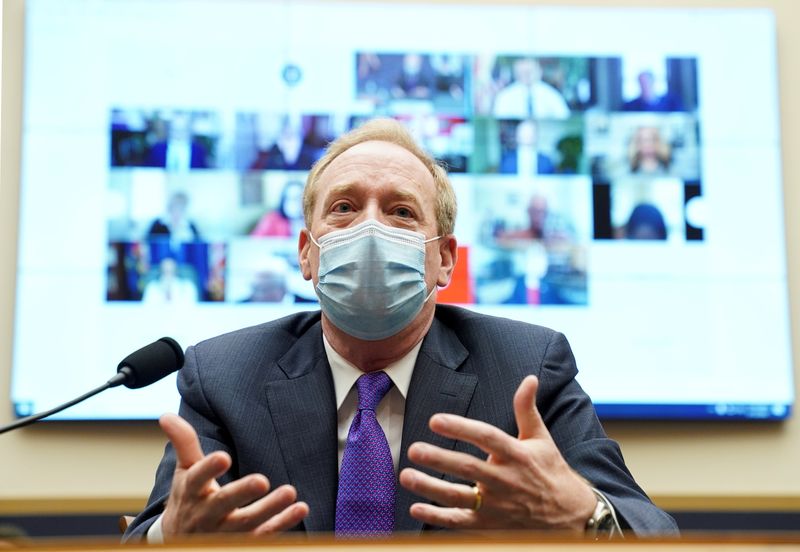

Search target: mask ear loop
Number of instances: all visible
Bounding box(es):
[422,235,443,303]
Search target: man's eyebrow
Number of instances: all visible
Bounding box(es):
[324,182,359,199]
[323,183,423,205]
[388,189,421,205]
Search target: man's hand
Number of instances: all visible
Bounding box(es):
[159,413,309,539]
[399,375,596,532]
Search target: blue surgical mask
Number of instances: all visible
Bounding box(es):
[310,220,439,341]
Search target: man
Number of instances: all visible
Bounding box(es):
[493,58,570,120]
[125,118,677,541]
[141,257,199,305]
[146,191,202,252]
[498,119,555,176]
[622,70,684,112]
[146,111,209,171]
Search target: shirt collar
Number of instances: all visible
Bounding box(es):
[324,335,420,410]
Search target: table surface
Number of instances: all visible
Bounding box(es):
[3,533,800,551]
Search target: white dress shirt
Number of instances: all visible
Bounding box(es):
[493,81,570,120]
[324,335,420,472]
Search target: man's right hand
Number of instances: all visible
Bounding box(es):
[159,413,309,539]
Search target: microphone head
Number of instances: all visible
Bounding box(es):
[116,337,184,389]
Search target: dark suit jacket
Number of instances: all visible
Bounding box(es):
[125,305,678,538]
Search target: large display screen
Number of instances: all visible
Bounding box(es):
[11,0,793,420]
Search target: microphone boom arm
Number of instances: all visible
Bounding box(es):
[0,337,182,435]
[0,373,127,434]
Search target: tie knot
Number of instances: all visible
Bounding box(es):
[356,371,392,411]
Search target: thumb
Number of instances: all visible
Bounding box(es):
[159,413,205,470]
[514,375,549,440]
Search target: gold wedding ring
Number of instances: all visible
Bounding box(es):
[471,485,483,512]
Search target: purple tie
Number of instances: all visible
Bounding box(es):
[335,371,395,536]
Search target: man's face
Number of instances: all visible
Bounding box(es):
[403,53,423,75]
[516,120,538,147]
[638,71,656,99]
[160,258,178,280]
[528,195,548,230]
[513,58,539,86]
[299,140,456,324]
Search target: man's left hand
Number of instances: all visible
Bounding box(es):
[399,375,596,531]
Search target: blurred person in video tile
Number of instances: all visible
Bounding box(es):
[499,120,555,175]
[391,53,435,100]
[146,191,202,250]
[142,257,199,305]
[241,256,291,303]
[251,180,306,238]
[493,58,570,120]
[249,117,321,171]
[621,203,668,240]
[628,126,671,174]
[146,112,209,171]
[623,70,684,112]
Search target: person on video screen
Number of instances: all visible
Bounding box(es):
[499,120,555,175]
[621,203,668,240]
[124,118,678,542]
[251,180,306,238]
[146,191,202,250]
[249,117,321,171]
[430,54,465,101]
[495,194,551,242]
[240,256,291,304]
[146,112,210,171]
[623,70,684,112]
[141,257,199,305]
[628,126,671,175]
[391,53,434,100]
[493,58,570,120]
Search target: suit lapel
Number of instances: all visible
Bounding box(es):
[265,323,338,532]
[394,317,477,532]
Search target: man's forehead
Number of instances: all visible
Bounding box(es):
[334,140,423,166]
[320,140,433,186]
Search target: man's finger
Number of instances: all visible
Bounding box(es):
[251,501,310,536]
[196,474,272,528]
[408,502,475,529]
[399,468,478,510]
[513,376,548,441]
[220,484,298,533]
[181,451,231,497]
[160,413,206,469]
[406,442,505,488]
[427,413,517,460]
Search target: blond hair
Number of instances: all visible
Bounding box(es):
[303,118,457,235]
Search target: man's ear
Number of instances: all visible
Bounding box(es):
[437,235,458,287]
[298,229,313,281]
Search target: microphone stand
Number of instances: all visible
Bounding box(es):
[0,370,132,435]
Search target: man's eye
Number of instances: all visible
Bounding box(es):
[394,207,413,218]
[333,203,352,213]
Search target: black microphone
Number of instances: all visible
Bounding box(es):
[0,337,184,435]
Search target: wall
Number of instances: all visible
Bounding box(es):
[1,0,798,515]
